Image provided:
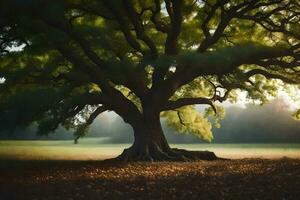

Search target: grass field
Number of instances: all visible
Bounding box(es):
[1,138,300,160]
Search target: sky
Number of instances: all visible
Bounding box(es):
[223,88,300,110]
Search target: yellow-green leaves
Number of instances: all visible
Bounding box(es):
[162,106,213,142]
[204,105,225,129]
[293,109,300,120]
[115,85,142,112]
[172,76,212,100]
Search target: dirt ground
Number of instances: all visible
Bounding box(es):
[0,158,300,200]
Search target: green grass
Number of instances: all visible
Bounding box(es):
[0,139,300,160]
[0,138,129,160]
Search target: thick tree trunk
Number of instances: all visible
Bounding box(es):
[115,108,218,162]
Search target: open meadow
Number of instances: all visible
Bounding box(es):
[1,139,300,160]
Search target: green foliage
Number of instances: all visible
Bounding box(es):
[293,109,300,120]
[173,76,212,99]
[0,0,299,143]
[0,85,72,131]
[204,105,225,129]
[115,85,142,111]
[162,106,213,142]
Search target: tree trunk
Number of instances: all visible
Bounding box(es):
[115,107,218,162]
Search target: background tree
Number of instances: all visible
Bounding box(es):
[0,0,299,161]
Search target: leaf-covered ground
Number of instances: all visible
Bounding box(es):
[1,158,300,200]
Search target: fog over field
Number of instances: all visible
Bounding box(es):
[1,99,300,143]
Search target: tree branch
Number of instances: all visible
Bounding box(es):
[157,44,294,102]
[74,105,108,143]
[39,17,106,67]
[176,110,186,126]
[150,0,168,33]
[103,2,145,55]
[164,0,183,55]
[198,0,231,52]
[151,0,183,88]
[123,0,158,58]
[162,97,216,113]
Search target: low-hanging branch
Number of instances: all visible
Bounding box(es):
[74,105,108,144]
[163,97,217,113]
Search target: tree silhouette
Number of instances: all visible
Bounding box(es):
[0,0,299,161]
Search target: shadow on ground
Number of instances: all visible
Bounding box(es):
[1,158,300,200]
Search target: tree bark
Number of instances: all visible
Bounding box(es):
[114,105,218,162]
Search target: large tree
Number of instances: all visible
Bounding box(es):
[0,0,299,161]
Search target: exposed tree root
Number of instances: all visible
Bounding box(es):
[111,144,219,162]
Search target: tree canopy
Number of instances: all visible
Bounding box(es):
[0,0,300,160]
